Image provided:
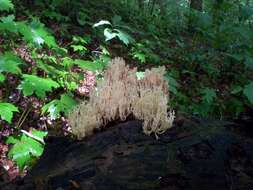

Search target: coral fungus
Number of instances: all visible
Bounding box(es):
[68,58,175,139]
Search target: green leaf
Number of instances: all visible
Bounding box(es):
[18,74,60,98]
[0,103,18,123]
[42,93,77,120]
[0,14,14,23]
[19,19,57,48]
[104,28,117,41]
[244,56,253,69]
[0,18,18,33]
[164,73,179,95]
[77,11,87,26]
[61,57,74,68]
[21,129,47,144]
[227,53,244,61]
[70,45,87,52]
[7,129,47,169]
[114,29,133,45]
[93,20,112,28]
[8,143,31,169]
[74,59,104,71]
[0,73,5,82]
[243,82,253,105]
[31,129,48,140]
[0,52,23,74]
[201,88,216,103]
[133,52,146,63]
[239,5,253,20]
[112,15,122,25]
[0,0,14,11]
[6,136,18,144]
[231,85,243,94]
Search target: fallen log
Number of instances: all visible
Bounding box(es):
[2,116,253,190]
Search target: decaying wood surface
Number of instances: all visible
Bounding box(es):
[1,116,253,190]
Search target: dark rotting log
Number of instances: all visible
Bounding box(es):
[1,117,253,190]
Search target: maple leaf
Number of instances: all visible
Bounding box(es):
[6,129,47,169]
[0,102,19,123]
[0,52,23,74]
[0,0,14,11]
[42,93,77,120]
[18,74,60,98]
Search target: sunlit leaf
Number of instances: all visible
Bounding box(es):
[70,45,87,52]
[104,28,117,41]
[0,52,23,74]
[42,93,77,120]
[0,73,5,82]
[93,20,111,28]
[133,52,146,63]
[18,74,60,98]
[6,129,47,169]
[0,0,14,11]
[74,59,104,71]
[0,102,18,123]
[19,19,57,47]
[114,29,133,45]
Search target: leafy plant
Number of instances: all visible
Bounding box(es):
[201,88,217,104]
[243,81,253,105]
[130,43,147,63]
[6,129,47,169]
[70,35,89,54]
[0,103,19,123]
[0,52,24,75]
[93,20,134,45]
[42,93,77,120]
[74,59,105,72]
[20,19,57,48]
[18,74,60,98]
[0,73,5,82]
[0,0,14,11]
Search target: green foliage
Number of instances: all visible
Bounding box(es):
[42,93,77,120]
[20,19,57,48]
[6,129,47,169]
[0,73,5,82]
[93,20,134,45]
[243,81,253,105]
[74,59,105,72]
[164,73,179,95]
[201,88,217,104]
[0,103,19,123]
[0,0,14,11]
[18,74,60,98]
[70,35,89,54]
[0,52,23,74]
[130,43,147,63]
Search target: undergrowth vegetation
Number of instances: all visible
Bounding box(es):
[0,0,253,179]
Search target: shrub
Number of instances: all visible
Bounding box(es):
[68,58,175,139]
